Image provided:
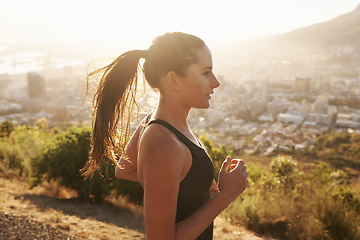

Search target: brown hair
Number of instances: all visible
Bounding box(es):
[82,32,205,178]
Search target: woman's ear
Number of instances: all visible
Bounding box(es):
[164,71,181,92]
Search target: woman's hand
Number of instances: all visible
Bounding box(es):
[217,156,248,205]
[210,179,219,195]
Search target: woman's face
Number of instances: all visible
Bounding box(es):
[178,46,221,109]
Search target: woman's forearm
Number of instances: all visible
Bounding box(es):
[174,157,248,240]
[115,164,139,182]
[174,192,230,240]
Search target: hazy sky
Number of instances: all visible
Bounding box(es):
[1,0,359,49]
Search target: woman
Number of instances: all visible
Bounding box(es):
[82,32,248,240]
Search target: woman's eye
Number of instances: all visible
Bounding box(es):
[203,72,211,76]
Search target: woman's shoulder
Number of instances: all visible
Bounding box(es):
[137,123,189,183]
[140,123,185,154]
[139,123,190,166]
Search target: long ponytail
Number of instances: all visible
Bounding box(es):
[82,50,147,178]
[82,32,206,178]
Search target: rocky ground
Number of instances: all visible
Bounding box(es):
[0,175,270,240]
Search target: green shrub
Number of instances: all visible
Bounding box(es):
[316,134,329,145]
[223,157,360,239]
[199,133,233,178]
[311,162,333,184]
[113,179,144,204]
[338,143,351,154]
[247,164,267,183]
[315,194,360,240]
[31,126,144,203]
[0,141,24,175]
[270,155,302,191]
[333,133,351,145]
[324,138,334,148]
[0,125,47,177]
[0,119,15,137]
[32,127,114,202]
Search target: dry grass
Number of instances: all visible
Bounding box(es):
[0,175,145,240]
[0,174,267,240]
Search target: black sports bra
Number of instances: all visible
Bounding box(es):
[148,119,214,240]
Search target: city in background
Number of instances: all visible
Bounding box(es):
[1,4,360,156]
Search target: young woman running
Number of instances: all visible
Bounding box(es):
[82,32,248,240]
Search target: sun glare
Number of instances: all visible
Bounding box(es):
[0,0,359,48]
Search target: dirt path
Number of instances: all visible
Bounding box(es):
[0,176,269,240]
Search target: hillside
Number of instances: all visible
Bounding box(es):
[0,175,265,240]
[219,3,360,63]
[273,3,360,48]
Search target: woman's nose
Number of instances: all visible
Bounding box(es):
[212,75,221,89]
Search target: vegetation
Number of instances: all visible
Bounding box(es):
[0,120,359,239]
[314,131,360,170]
[0,119,52,178]
[223,154,360,239]
[0,121,143,203]
[199,133,233,178]
[31,126,114,202]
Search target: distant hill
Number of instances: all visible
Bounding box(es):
[274,3,360,48]
[220,4,360,62]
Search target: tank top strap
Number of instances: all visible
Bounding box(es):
[147,119,193,147]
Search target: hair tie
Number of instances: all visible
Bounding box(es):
[139,50,148,58]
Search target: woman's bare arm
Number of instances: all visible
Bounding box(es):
[115,123,145,182]
[138,126,248,240]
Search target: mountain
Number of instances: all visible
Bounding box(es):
[274,4,360,48]
[222,4,360,61]
[214,5,360,82]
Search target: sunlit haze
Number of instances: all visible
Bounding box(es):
[1,0,359,49]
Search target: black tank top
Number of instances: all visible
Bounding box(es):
[148,119,214,240]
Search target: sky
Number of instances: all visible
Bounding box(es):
[1,0,359,50]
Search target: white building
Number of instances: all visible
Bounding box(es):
[312,95,329,114]
[261,79,269,105]
[304,113,332,126]
[336,113,360,128]
[278,113,303,125]
[336,119,360,129]
[259,113,274,122]
[3,81,28,101]
[0,99,22,114]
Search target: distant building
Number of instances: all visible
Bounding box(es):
[27,72,46,98]
[304,113,332,126]
[3,83,27,101]
[235,107,251,121]
[336,113,360,128]
[259,113,274,122]
[278,113,303,125]
[293,77,311,94]
[248,99,263,118]
[312,95,329,114]
[22,98,45,113]
[0,99,22,115]
[261,79,269,105]
[336,119,360,129]
[267,101,286,115]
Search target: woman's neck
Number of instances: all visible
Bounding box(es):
[154,99,191,131]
